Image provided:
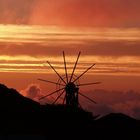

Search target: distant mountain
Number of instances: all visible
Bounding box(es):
[95,112,140,130]
[0,83,140,139]
[91,113,140,139]
[98,113,138,123]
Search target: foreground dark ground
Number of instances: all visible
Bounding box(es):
[0,84,140,140]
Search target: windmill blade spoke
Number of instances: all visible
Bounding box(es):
[47,61,66,84]
[69,52,81,82]
[73,64,95,83]
[38,79,65,86]
[79,92,97,104]
[39,88,65,100]
[63,94,66,104]
[77,82,101,86]
[63,51,68,83]
[53,90,65,104]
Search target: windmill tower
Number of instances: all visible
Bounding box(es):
[38,52,101,107]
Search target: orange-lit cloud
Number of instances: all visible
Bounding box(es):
[0,25,140,56]
[0,0,34,24]
[0,25,140,76]
[30,0,140,27]
[0,0,140,27]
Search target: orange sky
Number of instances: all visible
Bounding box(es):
[0,0,140,117]
[30,0,140,27]
[0,0,140,27]
[0,25,139,91]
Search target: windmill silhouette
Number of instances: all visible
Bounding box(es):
[38,52,101,107]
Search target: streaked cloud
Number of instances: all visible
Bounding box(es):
[0,25,140,42]
[0,25,140,75]
[0,55,139,76]
[0,25,140,56]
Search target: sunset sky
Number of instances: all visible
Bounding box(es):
[0,0,140,118]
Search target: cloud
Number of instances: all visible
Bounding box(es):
[20,84,140,119]
[30,0,140,27]
[20,84,53,104]
[0,24,139,57]
[0,40,140,57]
[0,41,140,75]
[21,84,41,100]
[0,0,35,24]
[0,0,140,27]
[26,84,41,99]
[81,89,140,119]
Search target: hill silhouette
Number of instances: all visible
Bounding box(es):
[0,83,140,139]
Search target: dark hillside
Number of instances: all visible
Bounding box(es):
[0,84,140,139]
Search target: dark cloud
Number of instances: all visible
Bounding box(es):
[133,107,140,118]
[81,89,140,119]
[0,40,140,56]
[16,83,140,119]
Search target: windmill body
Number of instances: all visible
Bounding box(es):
[38,52,100,107]
[65,82,79,107]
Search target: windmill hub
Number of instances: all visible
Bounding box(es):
[65,82,79,107]
[65,82,78,94]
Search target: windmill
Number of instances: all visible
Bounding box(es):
[38,52,101,107]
